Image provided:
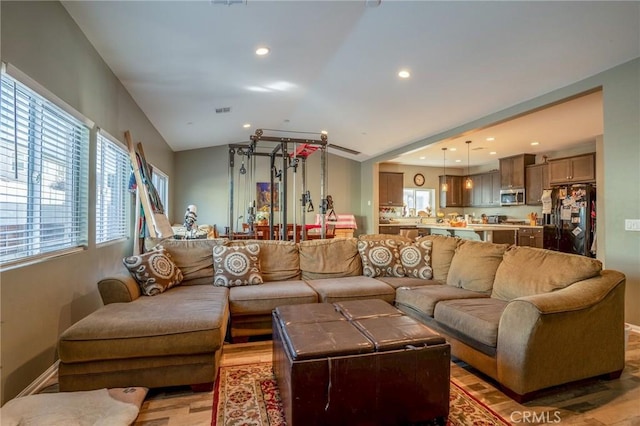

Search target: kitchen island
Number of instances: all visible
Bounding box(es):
[416,223,522,244]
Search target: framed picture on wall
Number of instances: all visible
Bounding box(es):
[256,182,280,211]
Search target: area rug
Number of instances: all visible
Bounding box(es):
[0,387,148,426]
[212,363,509,426]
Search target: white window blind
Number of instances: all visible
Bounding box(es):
[96,131,129,244]
[0,72,90,265]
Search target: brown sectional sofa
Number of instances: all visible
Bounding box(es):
[57,234,626,402]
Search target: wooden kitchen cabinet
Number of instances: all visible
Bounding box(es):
[378,225,400,235]
[517,227,543,248]
[500,154,536,189]
[525,163,549,205]
[548,153,595,185]
[487,171,501,206]
[464,171,500,207]
[379,172,404,206]
[462,175,477,207]
[439,175,463,208]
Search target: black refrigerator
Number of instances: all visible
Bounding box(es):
[542,184,596,257]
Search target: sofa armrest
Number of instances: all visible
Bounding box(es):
[511,270,626,314]
[98,275,141,305]
[496,270,626,396]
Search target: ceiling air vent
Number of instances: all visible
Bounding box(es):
[210,0,246,6]
[215,107,231,114]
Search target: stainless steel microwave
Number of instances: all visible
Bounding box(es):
[500,189,525,206]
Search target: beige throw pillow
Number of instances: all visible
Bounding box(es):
[446,240,510,294]
[357,239,405,278]
[213,244,263,287]
[123,248,183,296]
[399,240,433,279]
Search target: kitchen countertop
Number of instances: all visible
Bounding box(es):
[415,223,542,231]
[379,222,542,229]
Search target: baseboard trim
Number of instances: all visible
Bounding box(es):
[16,360,59,398]
[628,323,640,334]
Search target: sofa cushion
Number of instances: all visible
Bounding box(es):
[213,244,263,287]
[305,276,395,303]
[415,235,459,281]
[374,277,442,290]
[122,248,183,296]
[228,280,318,315]
[357,239,405,278]
[144,238,224,285]
[446,240,510,294]
[433,298,508,352]
[399,239,433,279]
[491,246,603,301]
[227,240,301,282]
[395,285,490,317]
[299,238,362,280]
[58,285,229,363]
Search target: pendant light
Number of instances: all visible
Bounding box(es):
[441,148,448,192]
[465,140,473,189]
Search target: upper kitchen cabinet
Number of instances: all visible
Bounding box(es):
[439,175,463,208]
[525,163,549,205]
[548,153,595,185]
[500,154,536,189]
[464,171,500,207]
[379,172,404,206]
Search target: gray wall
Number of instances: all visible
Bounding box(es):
[174,145,361,233]
[0,1,175,403]
[363,58,640,326]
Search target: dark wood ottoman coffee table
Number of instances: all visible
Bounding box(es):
[272,299,451,426]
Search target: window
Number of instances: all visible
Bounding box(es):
[151,167,168,217]
[403,188,435,216]
[96,131,130,244]
[0,70,90,265]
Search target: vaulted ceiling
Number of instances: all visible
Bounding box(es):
[62,1,639,165]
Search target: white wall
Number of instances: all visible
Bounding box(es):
[0,1,175,404]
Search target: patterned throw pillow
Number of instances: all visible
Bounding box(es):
[357,239,405,278]
[213,244,263,287]
[123,248,183,296]
[399,240,433,279]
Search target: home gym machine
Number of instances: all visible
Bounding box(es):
[227,129,330,241]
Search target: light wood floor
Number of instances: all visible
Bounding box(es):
[132,333,640,425]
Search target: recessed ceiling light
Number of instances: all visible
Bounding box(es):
[489,151,497,155]
[419,156,426,160]
[398,70,410,79]
[243,123,251,128]
[450,148,457,152]
[255,47,270,56]
[531,141,540,146]
[455,159,461,163]
[486,137,495,141]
